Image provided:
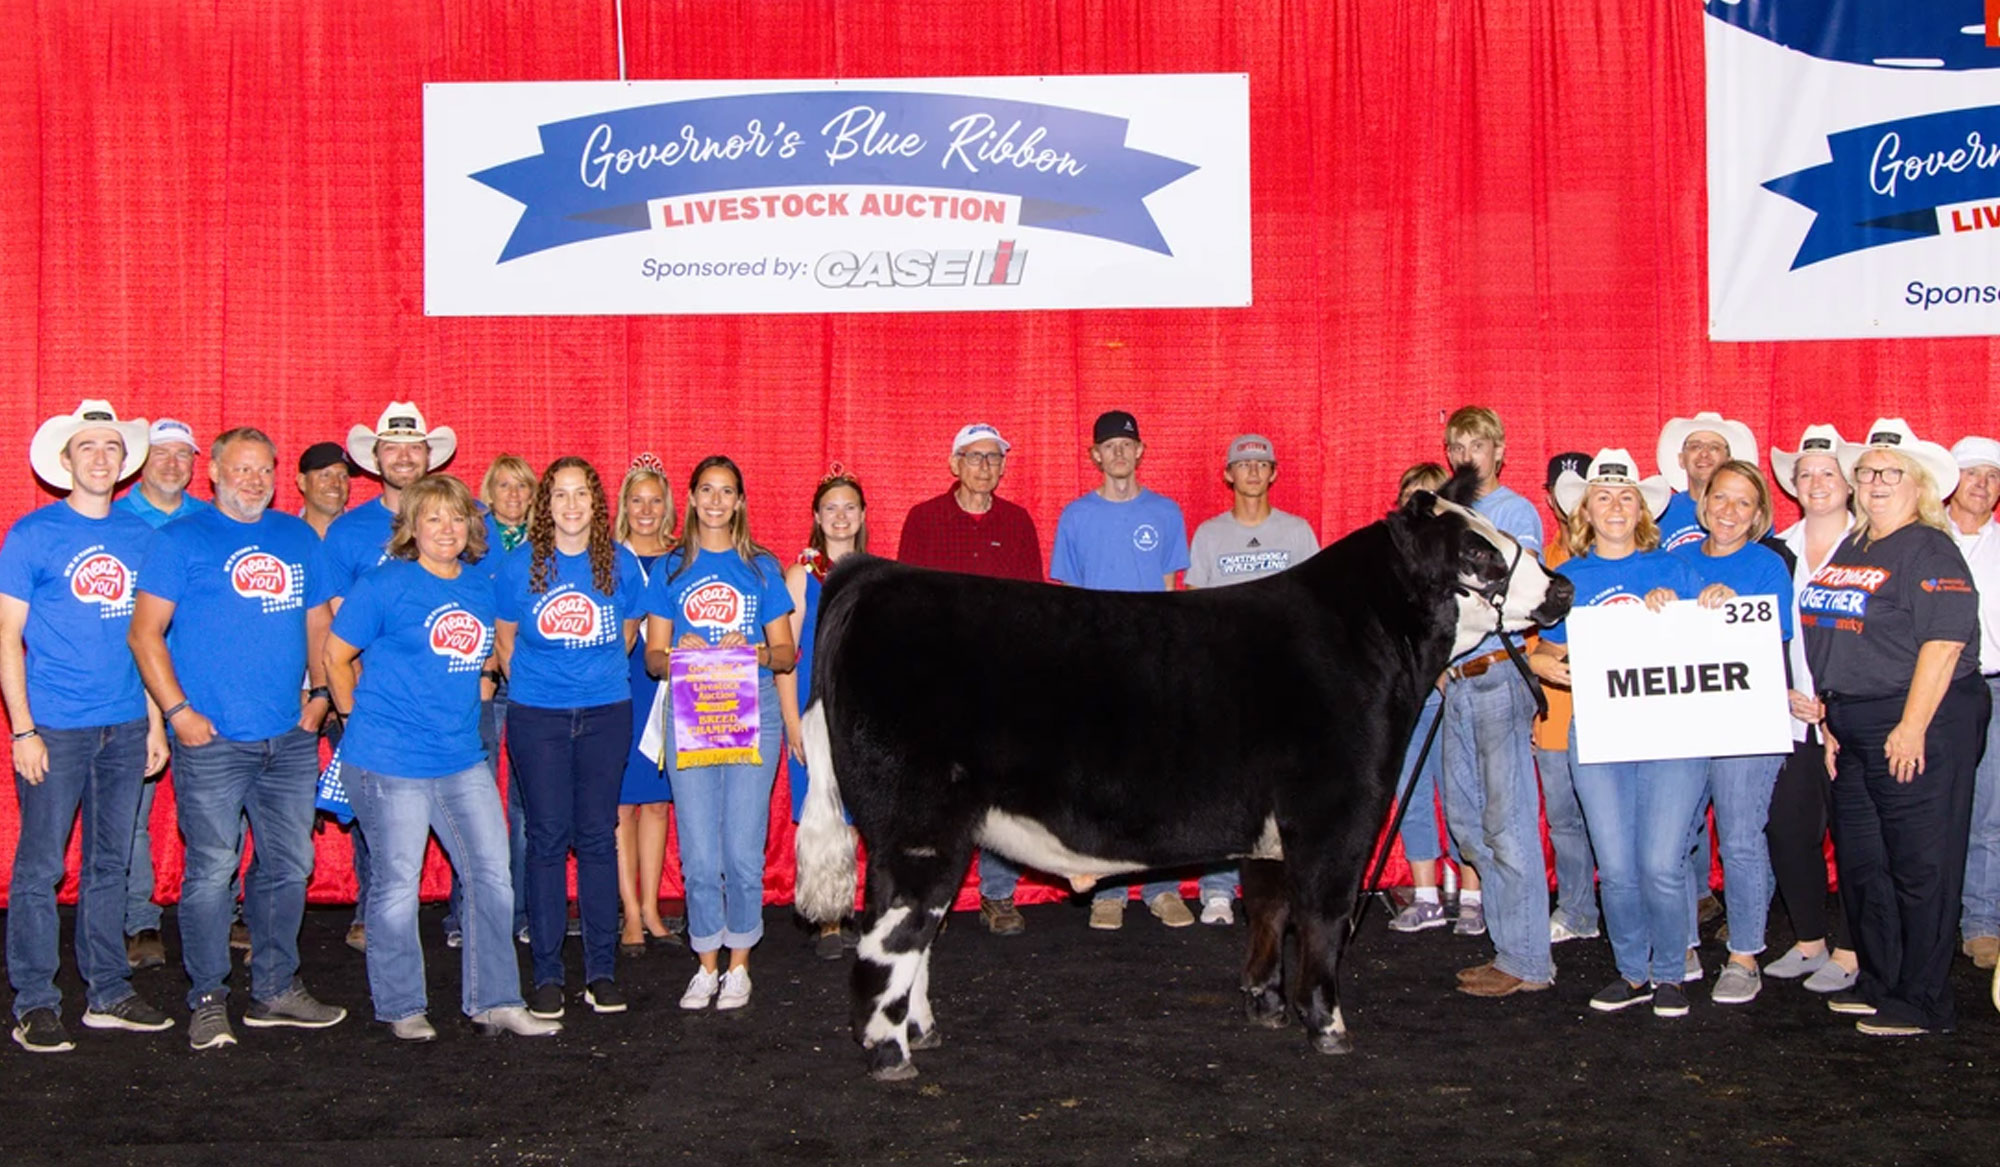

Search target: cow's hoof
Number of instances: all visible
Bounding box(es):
[1310,1030,1354,1056]
[909,1023,944,1051]
[1243,993,1290,1029]
[866,1043,918,1081]
[869,1060,919,1082]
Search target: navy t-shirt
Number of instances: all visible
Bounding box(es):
[496,546,646,709]
[642,547,793,671]
[1801,523,1980,701]
[1673,541,1795,640]
[1542,548,1700,645]
[333,559,496,778]
[0,502,156,729]
[139,507,331,741]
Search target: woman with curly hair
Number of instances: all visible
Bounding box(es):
[494,457,646,1020]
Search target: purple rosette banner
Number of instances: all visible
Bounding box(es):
[670,645,761,769]
[425,76,1248,315]
[1707,1,2000,339]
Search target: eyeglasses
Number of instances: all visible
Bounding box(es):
[1853,465,1905,484]
[958,452,1006,468]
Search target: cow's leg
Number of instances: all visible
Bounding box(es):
[1291,860,1361,1055]
[906,943,941,1050]
[850,834,971,1080]
[1239,857,1291,1028]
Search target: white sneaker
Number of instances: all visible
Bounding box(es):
[1199,898,1234,926]
[715,967,752,1011]
[1549,915,1600,944]
[679,967,720,1011]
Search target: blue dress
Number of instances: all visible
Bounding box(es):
[618,552,672,805]
[788,568,822,822]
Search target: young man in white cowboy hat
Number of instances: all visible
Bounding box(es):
[1946,435,2000,972]
[113,418,217,973]
[323,402,458,597]
[1435,407,1555,998]
[129,427,346,1050]
[1183,433,1320,925]
[898,422,1046,935]
[1,401,177,1052]
[1656,411,1760,553]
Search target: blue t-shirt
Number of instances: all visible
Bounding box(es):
[1673,541,1794,640]
[1542,549,1700,645]
[496,546,646,710]
[1049,489,1190,592]
[332,559,496,778]
[117,489,212,531]
[1658,492,1706,553]
[0,502,155,729]
[322,498,397,599]
[139,507,331,741]
[1465,485,1544,656]
[642,547,794,669]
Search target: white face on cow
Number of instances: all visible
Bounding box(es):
[1433,497,1564,658]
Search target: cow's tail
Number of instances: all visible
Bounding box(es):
[793,699,857,925]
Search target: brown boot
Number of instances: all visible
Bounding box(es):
[979,896,1026,936]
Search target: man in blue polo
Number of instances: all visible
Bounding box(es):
[2,401,177,1052]
[115,418,214,973]
[129,427,345,1050]
[1051,409,1195,930]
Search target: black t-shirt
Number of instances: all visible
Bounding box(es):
[1800,522,1979,700]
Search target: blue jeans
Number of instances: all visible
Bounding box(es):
[8,719,147,1016]
[1396,691,1454,866]
[1569,745,1707,986]
[172,726,319,1008]
[445,693,528,936]
[1706,753,1782,957]
[508,700,630,987]
[1442,668,1552,983]
[978,849,1023,900]
[670,677,781,953]
[1961,675,2000,943]
[347,762,523,1020]
[124,779,163,934]
[1535,744,1597,931]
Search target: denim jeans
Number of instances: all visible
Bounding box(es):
[1706,753,1782,957]
[1396,690,1452,866]
[1442,668,1553,983]
[123,778,163,935]
[1568,746,1707,986]
[1535,744,1597,931]
[1961,675,2000,943]
[670,677,781,953]
[347,762,523,1020]
[508,700,630,987]
[445,692,527,936]
[7,718,147,1017]
[172,726,319,1008]
[1092,876,1182,904]
[978,849,1022,900]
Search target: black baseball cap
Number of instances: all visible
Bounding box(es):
[1545,451,1590,492]
[1092,410,1140,444]
[298,441,349,474]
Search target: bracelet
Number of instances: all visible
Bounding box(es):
[332,708,351,721]
[12,728,38,742]
[307,686,332,702]
[481,669,503,683]
[162,700,189,722]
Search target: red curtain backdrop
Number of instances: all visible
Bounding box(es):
[2,0,1995,909]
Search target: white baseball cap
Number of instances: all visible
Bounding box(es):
[951,423,1011,455]
[148,418,197,450]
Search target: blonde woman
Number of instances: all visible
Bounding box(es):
[614,455,678,953]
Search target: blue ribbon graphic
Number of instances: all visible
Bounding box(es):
[1763,104,2000,267]
[470,90,1201,262]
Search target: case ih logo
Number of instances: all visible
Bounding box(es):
[231,553,292,599]
[813,241,1026,289]
[537,592,601,641]
[683,582,742,627]
[430,609,488,664]
[70,553,131,605]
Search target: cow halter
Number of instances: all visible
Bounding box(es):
[1453,536,1549,719]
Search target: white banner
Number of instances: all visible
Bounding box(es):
[424,76,1250,316]
[1706,3,2000,340]
[1567,597,1792,765]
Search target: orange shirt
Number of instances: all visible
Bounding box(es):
[1531,539,1574,751]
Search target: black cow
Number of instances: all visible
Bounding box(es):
[794,482,1572,1080]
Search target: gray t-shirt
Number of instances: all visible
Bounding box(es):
[1185,509,1319,588]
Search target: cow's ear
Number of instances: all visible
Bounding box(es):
[1438,464,1482,506]
[1399,489,1438,521]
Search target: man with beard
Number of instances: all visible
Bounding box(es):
[1654,411,1759,553]
[324,404,456,594]
[130,428,344,1050]
[1947,436,2000,973]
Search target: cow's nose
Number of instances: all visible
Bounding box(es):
[1534,574,1574,624]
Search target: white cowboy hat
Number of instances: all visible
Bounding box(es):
[1769,424,1847,499]
[1838,418,1959,499]
[346,401,457,474]
[1551,448,1671,519]
[1656,411,1759,493]
[30,400,149,490]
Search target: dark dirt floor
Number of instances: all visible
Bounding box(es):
[2,896,1997,1166]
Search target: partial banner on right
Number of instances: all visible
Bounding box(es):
[1707,2,2000,340]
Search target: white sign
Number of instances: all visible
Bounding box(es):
[1567,597,1792,764]
[1706,3,2000,340]
[424,76,1250,316]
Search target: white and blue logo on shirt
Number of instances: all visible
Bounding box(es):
[225,546,306,614]
[1132,523,1161,552]
[64,544,137,619]
[533,585,617,649]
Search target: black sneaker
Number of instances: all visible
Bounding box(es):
[1588,979,1654,1013]
[1826,990,1877,1017]
[11,1008,74,1053]
[527,982,566,1020]
[82,995,175,1033]
[584,979,627,1015]
[1652,982,1690,1018]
